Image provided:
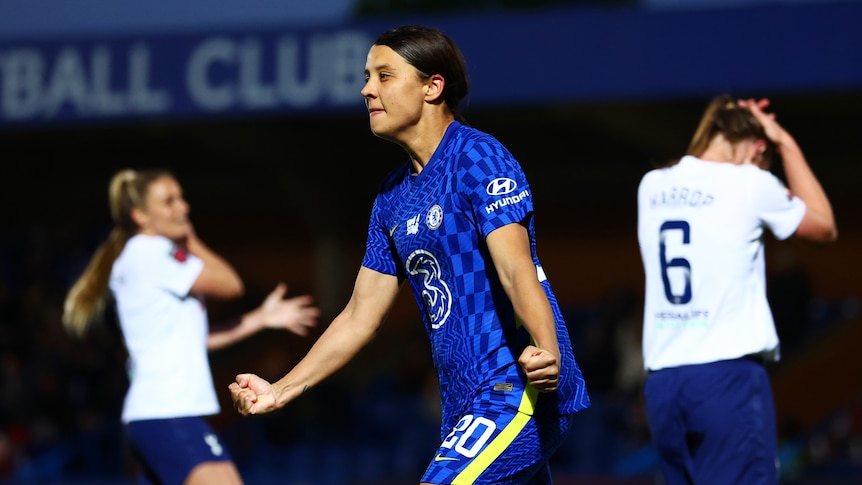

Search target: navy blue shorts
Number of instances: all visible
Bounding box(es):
[421,388,573,484]
[644,357,778,485]
[124,416,233,485]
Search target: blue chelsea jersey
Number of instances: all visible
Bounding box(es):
[362,122,589,430]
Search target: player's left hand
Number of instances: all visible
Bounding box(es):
[259,283,320,336]
[518,345,559,392]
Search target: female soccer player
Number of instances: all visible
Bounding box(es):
[637,96,837,484]
[229,25,590,484]
[63,168,320,485]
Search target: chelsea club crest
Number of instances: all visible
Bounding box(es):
[426,204,443,230]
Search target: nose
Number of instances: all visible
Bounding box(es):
[360,80,374,99]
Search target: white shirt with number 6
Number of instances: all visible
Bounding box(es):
[637,156,806,372]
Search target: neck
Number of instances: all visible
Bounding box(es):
[698,134,751,165]
[402,116,455,174]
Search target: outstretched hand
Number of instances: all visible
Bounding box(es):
[229,373,278,416]
[518,345,560,392]
[259,283,320,336]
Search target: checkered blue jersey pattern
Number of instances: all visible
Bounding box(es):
[362,122,589,432]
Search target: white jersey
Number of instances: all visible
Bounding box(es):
[637,156,806,371]
[110,234,219,423]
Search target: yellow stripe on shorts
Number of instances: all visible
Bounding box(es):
[451,385,538,484]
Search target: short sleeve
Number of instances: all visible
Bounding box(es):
[121,236,204,297]
[361,196,402,277]
[459,139,534,238]
[751,170,807,241]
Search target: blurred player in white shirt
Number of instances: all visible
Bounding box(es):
[63,168,320,485]
[637,96,837,485]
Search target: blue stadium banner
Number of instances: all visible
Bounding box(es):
[0,27,375,128]
[2,2,861,129]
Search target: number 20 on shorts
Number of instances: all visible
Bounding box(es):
[441,415,498,458]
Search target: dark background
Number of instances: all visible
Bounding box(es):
[1,1,861,484]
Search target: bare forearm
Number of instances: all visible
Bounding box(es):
[508,278,560,355]
[207,308,264,351]
[780,138,833,220]
[778,136,837,240]
[505,269,564,393]
[271,311,380,407]
[486,225,560,355]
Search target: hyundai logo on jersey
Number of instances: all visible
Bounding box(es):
[486,178,517,196]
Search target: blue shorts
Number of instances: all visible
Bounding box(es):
[644,357,778,485]
[421,387,573,484]
[124,416,233,485]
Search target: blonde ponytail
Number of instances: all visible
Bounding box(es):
[62,169,144,337]
[62,228,128,337]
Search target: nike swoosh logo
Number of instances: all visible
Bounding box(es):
[389,224,399,236]
[434,455,458,462]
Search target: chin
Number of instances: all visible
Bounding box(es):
[166,230,189,244]
[369,126,396,142]
[369,118,392,137]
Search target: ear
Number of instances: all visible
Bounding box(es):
[423,74,445,102]
[130,206,148,228]
[752,138,767,153]
[748,139,768,168]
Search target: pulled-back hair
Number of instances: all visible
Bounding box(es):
[374,25,470,124]
[63,168,172,337]
[686,94,777,168]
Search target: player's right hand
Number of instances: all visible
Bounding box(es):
[739,98,787,146]
[229,373,278,416]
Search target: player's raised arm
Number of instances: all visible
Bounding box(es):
[742,98,837,242]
